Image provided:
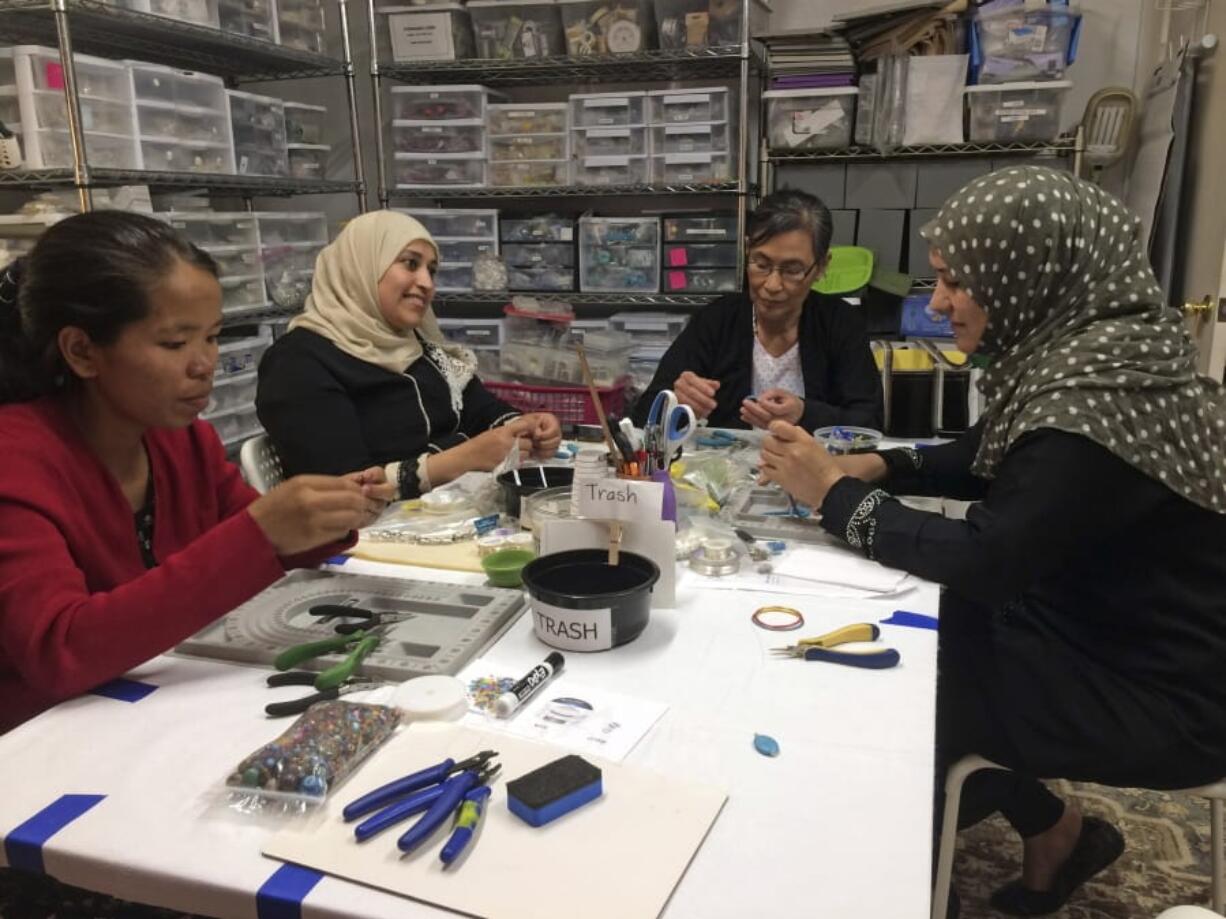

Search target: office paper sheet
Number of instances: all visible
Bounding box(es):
[263,723,727,919]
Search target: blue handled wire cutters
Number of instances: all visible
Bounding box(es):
[343,751,500,864]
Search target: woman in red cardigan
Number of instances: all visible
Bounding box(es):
[0,211,395,735]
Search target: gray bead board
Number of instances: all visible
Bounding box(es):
[175,569,527,682]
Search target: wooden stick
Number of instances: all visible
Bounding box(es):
[608,520,622,567]
[575,342,620,466]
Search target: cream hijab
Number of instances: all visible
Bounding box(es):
[289,211,476,388]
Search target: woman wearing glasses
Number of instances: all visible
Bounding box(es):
[631,189,882,431]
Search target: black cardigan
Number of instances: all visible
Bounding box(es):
[630,290,883,430]
[821,424,1226,786]
[255,328,519,498]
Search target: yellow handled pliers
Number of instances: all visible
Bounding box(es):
[770,623,900,669]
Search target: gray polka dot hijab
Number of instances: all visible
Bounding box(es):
[920,165,1226,514]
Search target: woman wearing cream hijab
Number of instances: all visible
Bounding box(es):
[257,211,560,498]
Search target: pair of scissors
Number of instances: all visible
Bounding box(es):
[769,623,901,669]
[644,389,696,474]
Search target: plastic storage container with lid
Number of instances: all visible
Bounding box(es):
[575,154,649,186]
[378,4,475,62]
[650,121,731,154]
[488,102,568,136]
[651,152,733,184]
[572,125,648,158]
[467,0,565,59]
[558,0,654,55]
[569,90,647,128]
[276,0,327,53]
[663,214,738,241]
[647,86,729,125]
[579,215,659,292]
[964,80,1071,143]
[973,6,1081,84]
[392,119,485,155]
[392,151,485,187]
[389,84,500,121]
[654,0,743,49]
[284,102,327,144]
[228,89,288,176]
[763,87,857,151]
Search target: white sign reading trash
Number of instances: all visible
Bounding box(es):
[573,477,663,523]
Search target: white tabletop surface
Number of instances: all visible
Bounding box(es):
[0,557,940,919]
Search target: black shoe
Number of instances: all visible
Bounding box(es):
[989,816,1125,916]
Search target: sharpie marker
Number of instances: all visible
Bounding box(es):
[495,652,565,718]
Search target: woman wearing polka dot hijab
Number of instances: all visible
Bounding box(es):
[759,165,1226,916]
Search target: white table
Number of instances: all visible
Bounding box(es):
[0,561,940,919]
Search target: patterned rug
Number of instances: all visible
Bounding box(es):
[956,781,1219,918]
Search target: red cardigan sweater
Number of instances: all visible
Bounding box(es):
[0,398,346,733]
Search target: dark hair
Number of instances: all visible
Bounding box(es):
[0,210,218,404]
[747,189,834,264]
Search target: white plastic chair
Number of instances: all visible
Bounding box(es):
[932,756,1226,919]
[239,433,285,494]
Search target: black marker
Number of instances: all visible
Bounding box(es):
[495,652,565,718]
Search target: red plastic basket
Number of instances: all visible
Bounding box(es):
[485,379,627,425]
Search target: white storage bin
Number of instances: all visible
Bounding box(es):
[974,7,1080,84]
[655,0,743,49]
[141,139,232,173]
[764,87,857,151]
[438,317,503,348]
[228,90,288,176]
[436,238,497,262]
[507,266,575,290]
[489,133,567,162]
[663,214,737,240]
[574,154,648,186]
[206,370,258,415]
[570,91,646,128]
[255,211,328,246]
[379,4,474,62]
[13,47,131,100]
[408,208,498,240]
[389,84,497,121]
[964,80,1071,143]
[130,63,230,113]
[490,159,569,186]
[579,215,659,292]
[500,216,573,243]
[130,64,234,172]
[647,87,729,125]
[29,92,132,135]
[572,125,647,158]
[502,242,574,267]
[207,245,262,278]
[215,329,273,379]
[392,119,485,155]
[664,241,736,268]
[284,102,327,145]
[165,212,259,247]
[288,143,328,178]
[468,0,564,59]
[650,121,730,155]
[276,0,327,53]
[393,151,485,187]
[26,130,140,169]
[488,102,567,136]
[608,311,687,345]
[651,151,732,183]
[136,106,231,147]
[435,262,474,290]
[220,275,267,314]
[558,0,654,54]
[664,266,737,292]
[218,0,276,41]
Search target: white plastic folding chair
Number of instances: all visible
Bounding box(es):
[239,433,285,494]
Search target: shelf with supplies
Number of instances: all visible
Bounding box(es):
[390,181,750,202]
[764,138,1078,163]
[0,0,346,81]
[379,46,765,88]
[433,290,724,309]
[0,167,360,195]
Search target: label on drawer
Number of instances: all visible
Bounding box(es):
[387,11,456,62]
[668,248,689,267]
[668,270,687,289]
[665,93,713,105]
[584,97,630,107]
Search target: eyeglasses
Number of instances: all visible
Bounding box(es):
[746,256,817,284]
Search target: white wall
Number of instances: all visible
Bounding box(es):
[763,0,1146,133]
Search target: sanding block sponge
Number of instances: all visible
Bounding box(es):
[506,754,603,827]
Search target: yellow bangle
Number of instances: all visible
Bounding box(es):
[751,605,805,632]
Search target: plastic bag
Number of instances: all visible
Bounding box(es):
[226,701,400,808]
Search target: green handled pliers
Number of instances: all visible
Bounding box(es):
[273,631,382,690]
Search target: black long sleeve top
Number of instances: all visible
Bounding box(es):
[819,423,1226,764]
[255,328,520,498]
[630,290,883,431]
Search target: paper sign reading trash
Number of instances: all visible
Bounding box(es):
[574,477,663,523]
[531,597,613,652]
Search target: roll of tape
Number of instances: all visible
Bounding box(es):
[390,675,468,722]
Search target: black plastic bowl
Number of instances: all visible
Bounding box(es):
[520,549,660,652]
[497,466,574,518]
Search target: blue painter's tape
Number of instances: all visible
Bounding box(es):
[89,677,158,703]
[325,555,349,566]
[4,794,106,874]
[257,862,324,919]
[880,610,939,631]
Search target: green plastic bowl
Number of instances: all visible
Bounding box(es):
[814,245,874,295]
[482,548,537,588]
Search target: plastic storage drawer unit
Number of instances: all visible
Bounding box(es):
[228,90,288,176]
[410,208,498,240]
[964,80,1071,143]
[575,154,648,186]
[488,103,568,136]
[570,91,647,128]
[284,102,327,144]
[507,266,575,290]
[664,242,737,267]
[438,318,503,348]
[216,329,273,380]
[435,263,475,290]
[503,242,574,267]
[277,0,328,53]
[764,87,857,151]
[488,133,568,162]
[500,215,573,243]
[572,125,648,158]
[218,0,275,40]
[664,267,737,292]
[651,152,733,183]
[379,4,475,62]
[392,120,485,155]
[663,214,738,241]
[436,238,497,262]
[468,0,565,58]
[579,216,659,292]
[490,160,569,186]
[609,311,688,347]
[116,0,219,26]
[647,86,729,124]
[389,84,500,121]
[558,0,654,54]
[288,144,329,178]
[393,151,485,187]
[650,121,731,155]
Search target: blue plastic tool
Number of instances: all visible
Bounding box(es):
[439,786,492,866]
[397,770,482,853]
[342,751,495,822]
[353,784,446,843]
